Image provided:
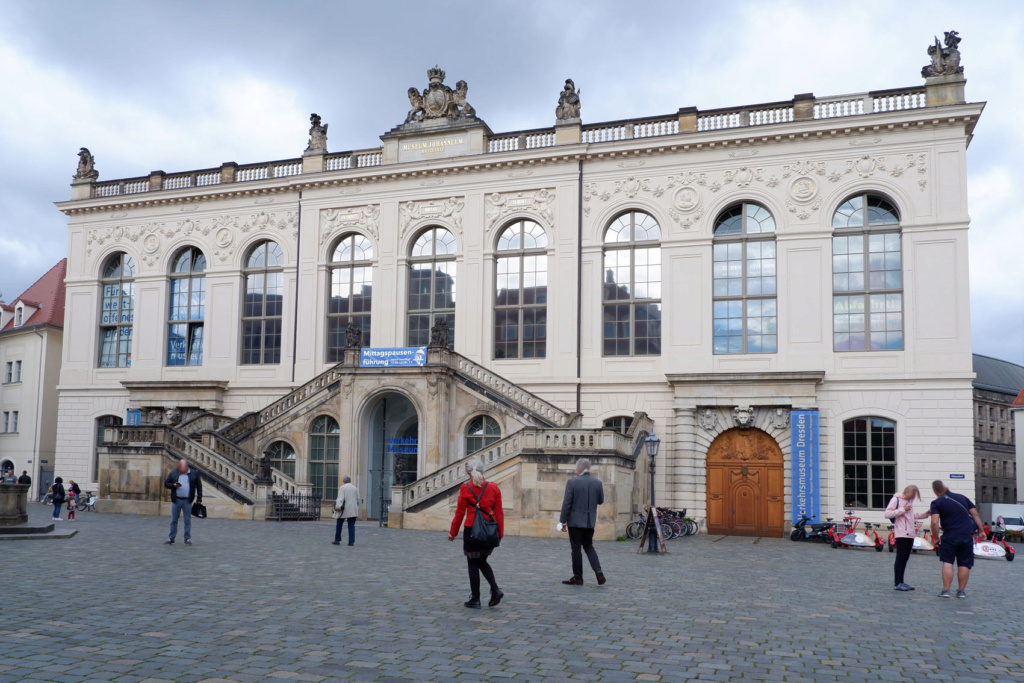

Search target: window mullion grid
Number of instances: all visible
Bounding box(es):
[629,243,637,355]
[517,253,525,358]
[741,239,748,354]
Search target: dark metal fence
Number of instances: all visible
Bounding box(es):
[269,493,322,521]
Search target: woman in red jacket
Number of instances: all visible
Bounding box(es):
[448,458,504,608]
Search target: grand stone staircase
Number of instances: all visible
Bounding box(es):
[102,348,647,528]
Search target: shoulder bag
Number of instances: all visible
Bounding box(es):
[468,483,500,548]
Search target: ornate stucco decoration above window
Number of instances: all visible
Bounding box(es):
[697,407,719,432]
[399,197,465,239]
[85,211,297,266]
[485,189,555,227]
[319,205,381,245]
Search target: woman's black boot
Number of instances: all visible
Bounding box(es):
[464,595,481,608]
[488,589,504,607]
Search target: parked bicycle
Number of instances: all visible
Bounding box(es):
[624,507,699,540]
[78,491,98,512]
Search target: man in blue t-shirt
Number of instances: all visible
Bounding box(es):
[929,480,985,599]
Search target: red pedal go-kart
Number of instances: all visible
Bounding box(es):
[930,529,1015,562]
[830,511,884,552]
[887,522,939,554]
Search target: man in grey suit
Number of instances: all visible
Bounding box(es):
[559,458,606,585]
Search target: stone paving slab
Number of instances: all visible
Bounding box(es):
[1,503,1021,681]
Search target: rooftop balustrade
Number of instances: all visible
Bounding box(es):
[83,86,932,200]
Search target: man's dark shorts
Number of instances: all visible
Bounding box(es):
[938,535,975,569]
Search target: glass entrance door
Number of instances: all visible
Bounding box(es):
[367,394,419,520]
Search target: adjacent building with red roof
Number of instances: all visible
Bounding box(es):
[0,259,66,493]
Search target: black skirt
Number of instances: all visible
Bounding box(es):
[462,526,493,559]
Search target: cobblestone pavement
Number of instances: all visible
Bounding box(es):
[2,504,1022,682]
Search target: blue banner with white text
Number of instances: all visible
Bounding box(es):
[791,410,820,524]
[360,347,427,368]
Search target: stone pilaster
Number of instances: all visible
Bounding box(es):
[70,178,93,200]
[677,106,697,133]
[219,162,238,184]
[555,121,581,145]
[793,93,815,121]
[669,405,700,514]
[302,153,325,174]
[148,170,164,192]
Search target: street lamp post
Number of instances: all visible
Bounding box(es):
[645,433,661,553]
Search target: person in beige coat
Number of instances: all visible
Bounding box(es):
[332,475,360,546]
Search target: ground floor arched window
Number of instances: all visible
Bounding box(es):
[465,415,500,455]
[266,441,296,478]
[309,416,339,500]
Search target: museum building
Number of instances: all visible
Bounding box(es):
[54,36,982,537]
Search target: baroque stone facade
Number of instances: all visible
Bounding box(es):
[53,51,982,535]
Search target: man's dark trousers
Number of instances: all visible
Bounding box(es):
[568,526,602,580]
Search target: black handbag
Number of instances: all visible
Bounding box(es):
[191,502,207,519]
[468,483,500,548]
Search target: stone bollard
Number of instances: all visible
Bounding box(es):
[0,483,30,526]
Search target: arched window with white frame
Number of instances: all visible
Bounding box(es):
[327,233,374,362]
[241,240,284,365]
[495,219,548,359]
[99,252,136,368]
[167,246,206,366]
[712,202,777,354]
[407,227,456,348]
[832,193,903,351]
[602,211,662,356]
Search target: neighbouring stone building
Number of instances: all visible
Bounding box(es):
[0,259,66,497]
[973,354,1023,505]
[1014,389,1024,503]
[54,33,983,537]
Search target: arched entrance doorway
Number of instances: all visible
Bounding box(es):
[367,393,419,519]
[706,428,784,537]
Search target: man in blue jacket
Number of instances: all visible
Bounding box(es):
[164,459,203,546]
[559,458,606,585]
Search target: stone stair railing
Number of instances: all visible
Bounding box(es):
[178,412,234,437]
[392,421,651,514]
[105,425,309,505]
[444,352,575,428]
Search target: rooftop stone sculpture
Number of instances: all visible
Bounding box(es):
[921,31,963,78]
[403,66,476,124]
[555,79,581,122]
[305,113,328,154]
[74,147,98,180]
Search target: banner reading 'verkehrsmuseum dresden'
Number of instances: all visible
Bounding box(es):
[790,410,820,523]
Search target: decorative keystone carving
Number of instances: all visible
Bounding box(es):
[733,406,755,429]
[75,147,98,180]
[486,189,555,226]
[921,31,963,78]
[698,408,719,432]
[399,197,464,238]
[768,407,790,430]
[555,78,581,122]
[320,205,381,244]
[404,66,476,124]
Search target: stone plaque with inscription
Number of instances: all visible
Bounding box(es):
[398,134,471,163]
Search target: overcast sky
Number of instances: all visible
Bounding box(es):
[0,0,1021,364]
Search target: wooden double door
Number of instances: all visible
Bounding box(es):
[706,428,784,537]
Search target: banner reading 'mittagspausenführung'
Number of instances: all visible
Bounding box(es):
[791,410,820,524]
[360,347,427,368]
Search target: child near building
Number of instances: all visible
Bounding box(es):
[66,490,77,521]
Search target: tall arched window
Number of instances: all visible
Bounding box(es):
[266,441,296,478]
[712,202,777,354]
[465,415,501,455]
[94,414,123,481]
[242,241,284,365]
[843,417,896,510]
[495,220,548,359]
[327,233,374,362]
[99,253,136,368]
[832,193,902,351]
[309,416,340,500]
[602,211,662,356]
[167,247,206,366]
[408,227,456,348]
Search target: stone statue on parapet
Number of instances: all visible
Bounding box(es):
[555,79,581,122]
[75,147,99,180]
[305,113,328,153]
[403,66,476,124]
[428,318,451,349]
[922,31,963,78]
[257,455,273,483]
[344,320,363,349]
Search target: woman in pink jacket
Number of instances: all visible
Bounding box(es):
[884,485,931,591]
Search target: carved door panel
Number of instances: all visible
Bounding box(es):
[765,466,785,535]
[730,481,759,536]
[707,466,726,532]
[705,428,786,537]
